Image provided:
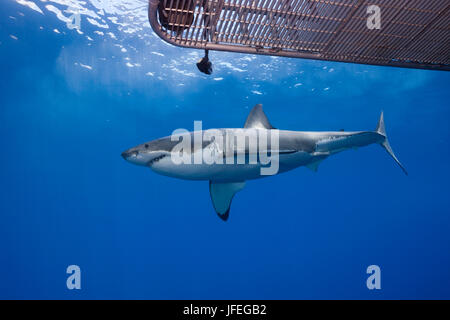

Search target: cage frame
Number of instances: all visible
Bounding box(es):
[148,0,450,71]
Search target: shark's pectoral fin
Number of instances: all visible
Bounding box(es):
[209,181,246,221]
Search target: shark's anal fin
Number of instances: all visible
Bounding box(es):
[209,181,246,221]
[244,104,275,129]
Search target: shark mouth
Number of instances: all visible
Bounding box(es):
[147,154,167,166]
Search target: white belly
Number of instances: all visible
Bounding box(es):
[150,150,318,182]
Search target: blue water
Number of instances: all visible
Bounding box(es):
[1,1,450,299]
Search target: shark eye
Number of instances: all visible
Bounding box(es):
[145,144,149,148]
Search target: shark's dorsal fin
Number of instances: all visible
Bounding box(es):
[244,104,275,129]
[209,181,245,221]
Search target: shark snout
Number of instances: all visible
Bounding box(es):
[121,149,140,162]
[121,148,151,166]
[121,151,127,159]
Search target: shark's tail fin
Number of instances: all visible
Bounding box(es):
[376,112,408,175]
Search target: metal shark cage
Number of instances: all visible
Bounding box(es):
[148,0,450,72]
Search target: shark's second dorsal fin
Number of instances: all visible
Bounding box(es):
[244,104,275,129]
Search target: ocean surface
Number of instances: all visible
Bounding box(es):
[1,0,449,299]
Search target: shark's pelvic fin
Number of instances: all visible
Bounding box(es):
[376,112,408,176]
[306,160,322,172]
[306,152,329,172]
[209,181,246,221]
[244,104,275,129]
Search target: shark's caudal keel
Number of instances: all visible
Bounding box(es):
[122,104,407,221]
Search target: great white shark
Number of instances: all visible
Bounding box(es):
[122,104,407,221]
